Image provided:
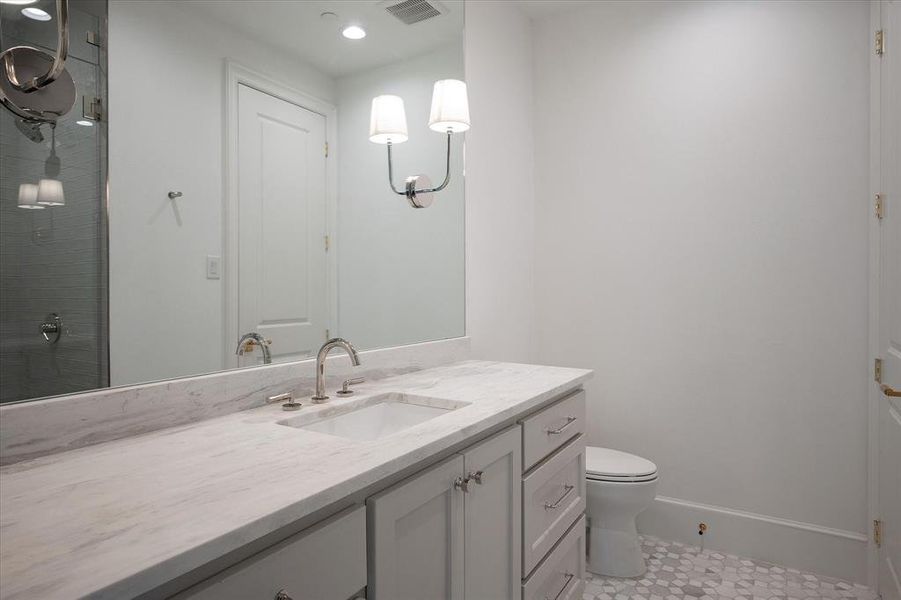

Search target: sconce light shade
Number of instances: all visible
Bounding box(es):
[17,183,43,209]
[369,95,408,144]
[37,178,65,206]
[428,79,470,133]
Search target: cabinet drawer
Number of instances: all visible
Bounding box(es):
[181,505,366,600]
[521,390,585,472]
[522,434,586,575]
[522,515,586,600]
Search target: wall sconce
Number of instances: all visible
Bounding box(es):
[370,79,470,208]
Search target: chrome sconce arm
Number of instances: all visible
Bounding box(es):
[0,0,76,124]
[370,79,469,209]
[3,0,69,93]
[386,131,453,209]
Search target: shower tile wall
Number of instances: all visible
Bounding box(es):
[0,5,108,403]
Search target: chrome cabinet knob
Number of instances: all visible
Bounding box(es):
[467,470,484,485]
[275,589,293,600]
[453,476,469,493]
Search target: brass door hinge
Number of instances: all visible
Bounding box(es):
[876,30,885,56]
[876,358,883,383]
[325,142,329,157]
[874,519,883,547]
[324,234,330,252]
[876,194,884,220]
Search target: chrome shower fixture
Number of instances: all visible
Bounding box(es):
[369,79,470,208]
[0,0,76,123]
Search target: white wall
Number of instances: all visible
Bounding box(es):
[530,0,871,581]
[108,1,336,386]
[464,0,537,363]
[336,44,465,351]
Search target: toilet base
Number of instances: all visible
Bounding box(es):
[586,525,646,578]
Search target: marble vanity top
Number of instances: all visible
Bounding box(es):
[0,360,591,599]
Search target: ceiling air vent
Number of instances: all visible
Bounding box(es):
[382,0,447,25]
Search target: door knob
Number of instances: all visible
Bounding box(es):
[881,384,901,398]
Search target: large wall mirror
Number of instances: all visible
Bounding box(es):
[0,0,466,404]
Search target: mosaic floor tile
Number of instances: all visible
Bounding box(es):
[583,536,877,600]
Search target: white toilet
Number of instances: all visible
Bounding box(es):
[585,446,658,577]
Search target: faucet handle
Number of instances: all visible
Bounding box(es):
[336,377,365,396]
[267,392,302,411]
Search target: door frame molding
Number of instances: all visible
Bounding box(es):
[223,60,339,368]
[867,0,883,589]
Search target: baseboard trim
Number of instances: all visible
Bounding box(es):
[655,495,868,542]
[637,495,869,584]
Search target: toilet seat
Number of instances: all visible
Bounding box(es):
[586,446,658,483]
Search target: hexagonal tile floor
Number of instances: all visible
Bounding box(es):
[583,536,877,600]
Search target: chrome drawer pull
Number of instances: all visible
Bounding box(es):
[544,484,575,510]
[545,572,575,600]
[545,416,577,435]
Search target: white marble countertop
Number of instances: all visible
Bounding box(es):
[0,360,591,599]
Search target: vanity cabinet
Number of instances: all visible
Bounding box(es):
[169,386,586,600]
[367,426,522,600]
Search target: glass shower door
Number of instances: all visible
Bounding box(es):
[0,1,108,402]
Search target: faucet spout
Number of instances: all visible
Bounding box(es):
[312,338,360,403]
[235,332,272,365]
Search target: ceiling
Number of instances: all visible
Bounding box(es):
[514,1,594,19]
[183,0,463,79]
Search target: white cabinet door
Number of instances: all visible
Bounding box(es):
[368,455,465,600]
[179,506,366,600]
[462,426,522,600]
[237,84,328,365]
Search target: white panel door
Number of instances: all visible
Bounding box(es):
[462,426,522,600]
[237,84,328,364]
[878,2,901,598]
[367,455,465,600]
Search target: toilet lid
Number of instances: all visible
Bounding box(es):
[586,446,657,479]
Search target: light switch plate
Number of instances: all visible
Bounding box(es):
[206,255,221,280]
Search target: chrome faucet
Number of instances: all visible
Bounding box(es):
[312,338,361,403]
[235,332,272,365]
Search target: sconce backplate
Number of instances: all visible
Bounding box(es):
[405,174,434,208]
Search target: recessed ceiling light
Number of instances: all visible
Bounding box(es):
[0,0,38,5]
[21,7,51,20]
[76,120,93,127]
[342,25,366,40]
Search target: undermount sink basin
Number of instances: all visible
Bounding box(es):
[279,392,468,441]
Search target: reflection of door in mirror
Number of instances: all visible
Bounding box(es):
[235,84,330,367]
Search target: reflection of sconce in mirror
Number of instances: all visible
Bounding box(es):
[17,183,43,209]
[369,79,470,208]
[37,178,65,206]
[17,179,65,209]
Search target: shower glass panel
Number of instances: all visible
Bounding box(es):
[0,1,108,403]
